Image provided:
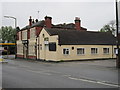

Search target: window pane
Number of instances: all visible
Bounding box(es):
[49,42,56,51]
[66,50,69,54]
[95,48,98,53]
[91,48,97,54]
[63,49,66,54]
[114,48,117,54]
[63,49,69,55]
[103,48,109,54]
[77,48,84,55]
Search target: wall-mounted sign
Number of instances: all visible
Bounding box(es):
[22,40,28,44]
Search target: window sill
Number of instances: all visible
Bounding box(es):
[103,53,110,55]
[77,54,85,56]
[63,54,69,56]
[91,53,98,55]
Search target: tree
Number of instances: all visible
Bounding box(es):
[100,20,116,36]
[0,26,16,43]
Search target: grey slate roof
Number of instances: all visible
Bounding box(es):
[21,21,87,31]
[31,20,45,28]
[45,28,116,45]
[21,20,45,30]
[21,25,31,30]
[52,23,87,30]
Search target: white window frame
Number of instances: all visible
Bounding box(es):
[91,48,98,54]
[103,48,109,54]
[77,48,85,55]
[63,48,69,55]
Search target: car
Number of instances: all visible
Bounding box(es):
[0,55,4,62]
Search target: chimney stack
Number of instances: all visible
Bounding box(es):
[29,16,32,26]
[32,19,35,24]
[44,16,52,28]
[35,19,38,23]
[75,17,81,30]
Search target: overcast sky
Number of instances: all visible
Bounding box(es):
[1,0,119,31]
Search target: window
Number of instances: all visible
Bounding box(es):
[44,37,49,44]
[63,48,69,55]
[44,37,49,41]
[103,48,109,54]
[49,42,56,51]
[30,28,35,39]
[91,48,98,54]
[77,48,85,55]
[22,31,27,40]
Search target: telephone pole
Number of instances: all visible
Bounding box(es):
[116,0,120,68]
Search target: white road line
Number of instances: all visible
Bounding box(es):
[18,64,119,88]
[96,81,119,87]
[68,77,119,88]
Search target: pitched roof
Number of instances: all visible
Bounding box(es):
[52,23,87,30]
[21,20,45,30]
[21,25,31,30]
[31,20,45,28]
[20,19,87,31]
[45,28,116,45]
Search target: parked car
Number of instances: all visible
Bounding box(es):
[0,55,4,61]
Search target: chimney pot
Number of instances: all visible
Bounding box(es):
[32,19,35,24]
[75,17,80,20]
[35,19,38,22]
[29,16,32,26]
[75,17,81,30]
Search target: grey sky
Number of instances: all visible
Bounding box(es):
[1,1,117,31]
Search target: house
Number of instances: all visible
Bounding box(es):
[39,28,116,61]
[16,16,117,61]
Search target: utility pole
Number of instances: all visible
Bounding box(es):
[116,0,120,68]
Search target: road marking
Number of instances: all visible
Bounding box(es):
[68,77,119,88]
[96,81,119,87]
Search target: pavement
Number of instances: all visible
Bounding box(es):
[2,55,15,59]
[1,57,120,88]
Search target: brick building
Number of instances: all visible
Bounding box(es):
[16,16,116,61]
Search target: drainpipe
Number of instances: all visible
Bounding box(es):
[35,36,37,60]
[116,0,120,68]
[112,45,113,59]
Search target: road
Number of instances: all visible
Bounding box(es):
[2,58,120,88]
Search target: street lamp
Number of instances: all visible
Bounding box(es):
[4,16,17,28]
[4,15,17,59]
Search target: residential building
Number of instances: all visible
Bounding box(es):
[16,16,116,61]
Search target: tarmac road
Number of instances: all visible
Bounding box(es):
[2,58,119,88]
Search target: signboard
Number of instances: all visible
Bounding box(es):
[22,40,28,44]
